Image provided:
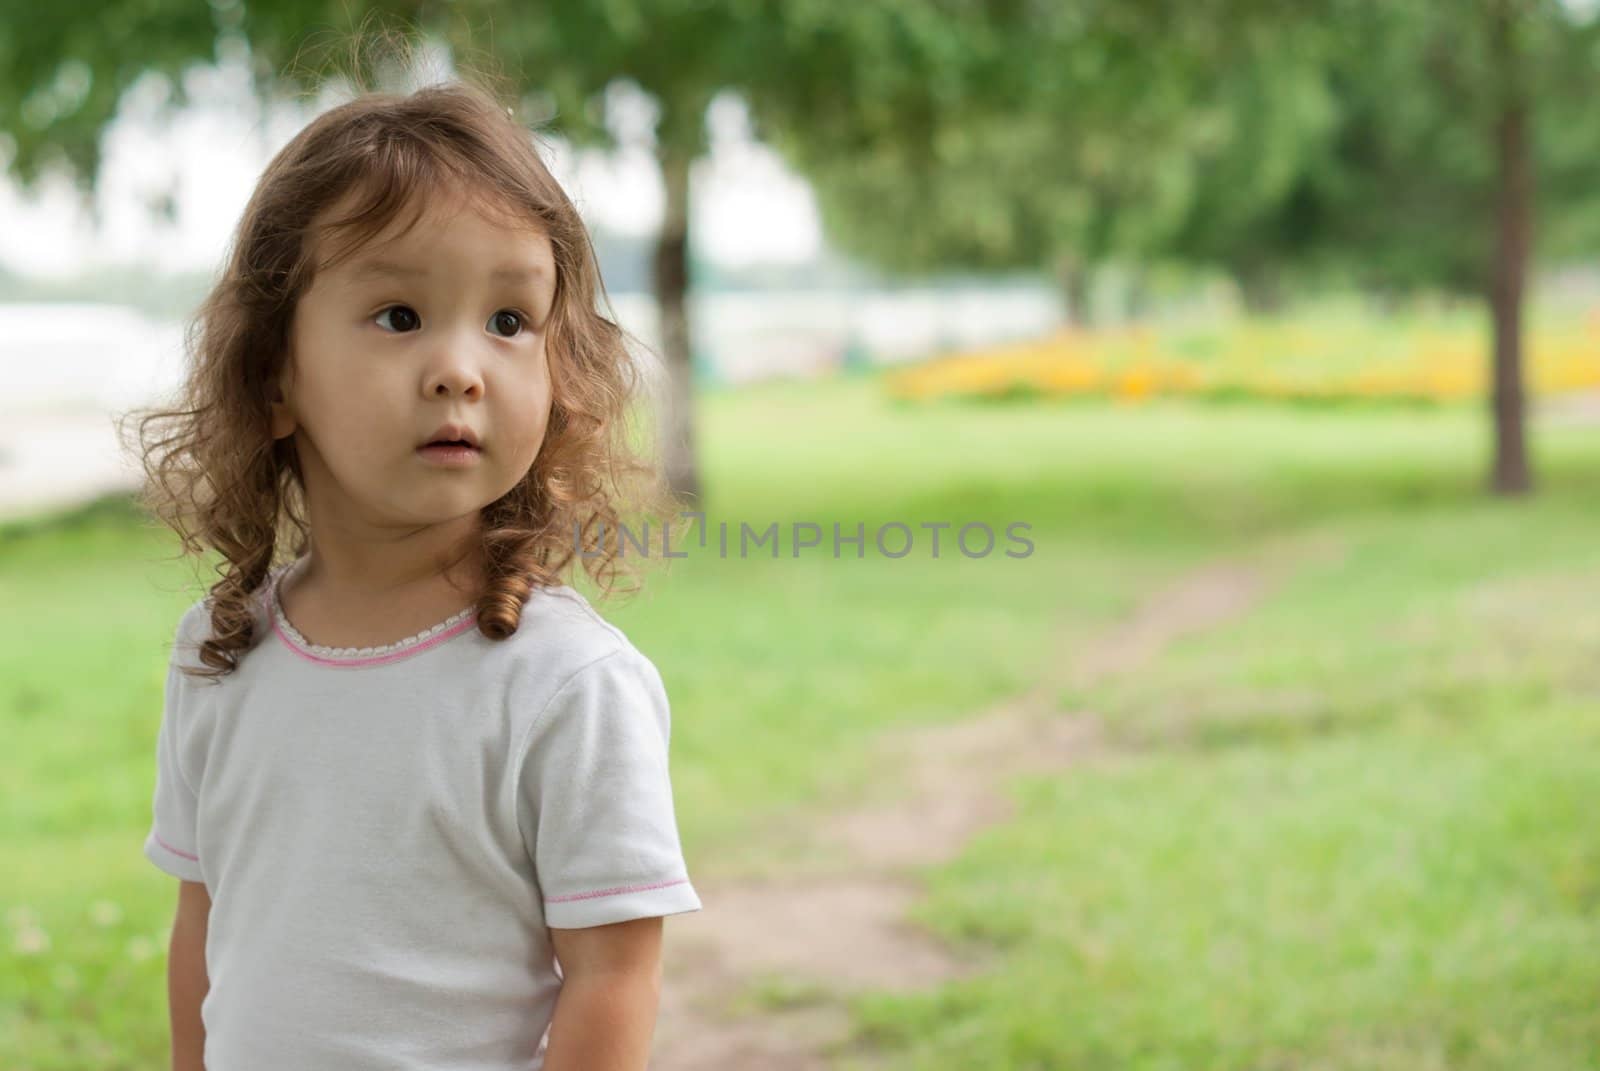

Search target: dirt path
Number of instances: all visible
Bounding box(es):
[649,540,1331,1069]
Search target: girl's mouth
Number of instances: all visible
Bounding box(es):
[416,442,482,466]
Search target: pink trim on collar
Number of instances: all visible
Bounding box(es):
[266,562,479,669]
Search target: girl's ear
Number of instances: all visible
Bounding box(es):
[269,365,297,440]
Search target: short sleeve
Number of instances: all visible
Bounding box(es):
[515,646,702,929]
[143,606,206,883]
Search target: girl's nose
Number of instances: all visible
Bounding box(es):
[426,367,483,398]
[422,327,486,398]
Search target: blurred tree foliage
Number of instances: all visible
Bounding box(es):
[0,0,359,191]
[742,2,1334,323]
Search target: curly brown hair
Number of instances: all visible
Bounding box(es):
[118,70,680,682]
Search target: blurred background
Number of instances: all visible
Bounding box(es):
[3,2,1599,1068]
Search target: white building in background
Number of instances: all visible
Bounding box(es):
[613,285,1062,387]
[2,303,188,414]
[0,303,186,522]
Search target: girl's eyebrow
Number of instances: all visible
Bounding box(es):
[348,259,549,285]
[349,260,426,281]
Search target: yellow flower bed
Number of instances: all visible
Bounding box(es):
[886,318,1600,405]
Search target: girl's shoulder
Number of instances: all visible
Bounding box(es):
[497,582,636,668]
[167,579,268,667]
[492,583,672,718]
[169,596,217,670]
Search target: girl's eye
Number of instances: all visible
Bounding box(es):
[375,305,420,332]
[489,310,524,338]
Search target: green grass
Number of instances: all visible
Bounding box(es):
[4,371,1600,1067]
[855,704,1600,1070]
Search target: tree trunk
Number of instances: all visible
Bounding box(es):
[653,139,702,505]
[1056,253,1093,327]
[1236,258,1286,317]
[1487,0,1533,496]
[1125,267,1151,322]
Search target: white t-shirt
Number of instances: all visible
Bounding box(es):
[143,560,702,1070]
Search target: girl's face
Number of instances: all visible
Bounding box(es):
[271,188,557,539]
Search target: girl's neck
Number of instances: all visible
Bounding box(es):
[295,508,485,599]
[276,545,484,652]
[293,546,484,605]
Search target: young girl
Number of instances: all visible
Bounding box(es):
[127,76,701,1071]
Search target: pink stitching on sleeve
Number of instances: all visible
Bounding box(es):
[546,877,690,904]
[155,834,199,862]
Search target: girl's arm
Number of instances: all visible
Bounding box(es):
[545,916,665,1071]
[168,879,211,1070]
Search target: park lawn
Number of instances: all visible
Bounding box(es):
[3,372,1599,1066]
[843,463,1600,1067]
[853,700,1600,1071]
